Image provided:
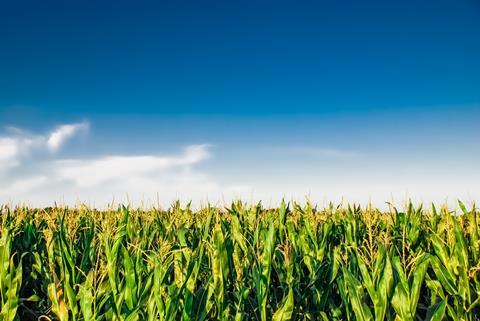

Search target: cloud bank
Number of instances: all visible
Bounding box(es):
[0,122,237,207]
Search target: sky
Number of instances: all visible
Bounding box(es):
[1,0,479,208]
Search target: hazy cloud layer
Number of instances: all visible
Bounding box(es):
[0,121,478,209]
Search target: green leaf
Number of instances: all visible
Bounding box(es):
[426,300,447,321]
[272,287,294,321]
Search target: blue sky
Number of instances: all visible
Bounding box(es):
[1,0,479,207]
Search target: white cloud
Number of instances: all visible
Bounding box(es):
[40,144,236,207]
[0,138,19,163]
[0,121,88,170]
[0,135,43,169]
[0,122,228,207]
[47,122,89,151]
[53,144,211,187]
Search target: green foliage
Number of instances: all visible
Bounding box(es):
[0,201,479,320]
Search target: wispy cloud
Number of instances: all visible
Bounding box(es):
[47,122,89,151]
[284,146,361,159]
[0,121,89,170]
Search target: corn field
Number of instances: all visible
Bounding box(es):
[0,201,479,321]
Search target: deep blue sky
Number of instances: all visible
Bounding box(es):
[0,0,479,206]
[1,0,479,117]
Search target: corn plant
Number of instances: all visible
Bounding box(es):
[0,222,23,321]
[0,201,478,320]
